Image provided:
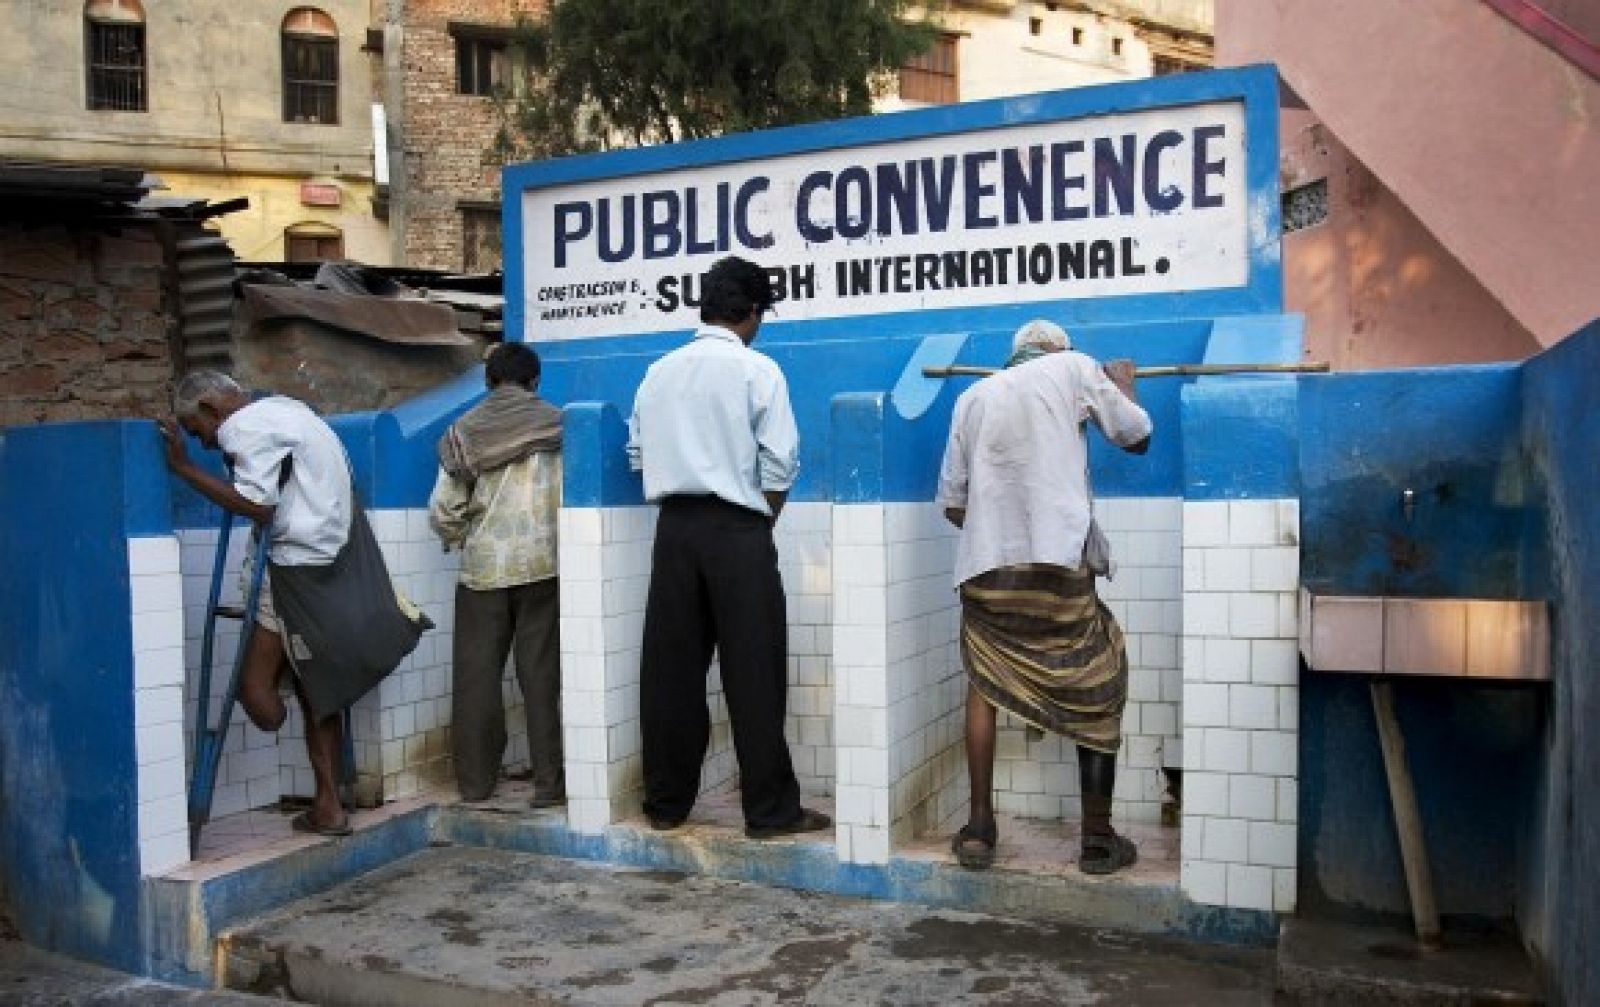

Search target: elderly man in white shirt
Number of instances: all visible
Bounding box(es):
[158,373,359,836]
[626,256,830,841]
[936,320,1152,875]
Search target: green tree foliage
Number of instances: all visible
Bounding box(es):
[492,0,940,159]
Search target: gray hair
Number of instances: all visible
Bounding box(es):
[173,370,244,419]
[1011,319,1071,355]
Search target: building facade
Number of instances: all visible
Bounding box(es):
[882,0,1213,112]
[0,0,387,264]
[378,0,549,272]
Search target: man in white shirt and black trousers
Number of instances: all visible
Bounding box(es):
[627,256,831,841]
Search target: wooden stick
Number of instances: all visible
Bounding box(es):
[921,362,1331,379]
[1371,678,1443,951]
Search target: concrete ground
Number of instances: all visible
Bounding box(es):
[0,939,271,1006]
[220,844,1279,1006]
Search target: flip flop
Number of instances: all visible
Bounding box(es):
[1079,833,1138,875]
[291,810,352,837]
[952,823,997,870]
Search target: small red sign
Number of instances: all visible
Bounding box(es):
[300,182,342,207]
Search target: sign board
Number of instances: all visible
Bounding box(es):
[508,68,1279,342]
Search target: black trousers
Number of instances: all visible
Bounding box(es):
[641,495,801,829]
[452,578,564,801]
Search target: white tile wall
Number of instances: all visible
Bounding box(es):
[883,503,964,847]
[128,536,190,876]
[832,503,893,864]
[1179,499,1301,913]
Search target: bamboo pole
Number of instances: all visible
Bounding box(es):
[921,362,1331,379]
[1371,679,1443,951]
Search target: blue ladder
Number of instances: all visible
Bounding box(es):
[186,510,357,856]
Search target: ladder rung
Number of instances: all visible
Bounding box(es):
[214,605,247,620]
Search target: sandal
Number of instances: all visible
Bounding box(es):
[290,810,352,837]
[1079,832,1138,875]
[951,822,998,870]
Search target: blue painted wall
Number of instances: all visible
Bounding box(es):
[0,421,161,972]
[1292,363,1554,930]
[1517,320,1600,1005]
[1299,365,1543,599]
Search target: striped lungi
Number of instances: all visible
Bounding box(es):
[959,563,1129,753]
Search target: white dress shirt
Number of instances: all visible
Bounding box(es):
[217,395,353,566]
[936,351,1152,587]
[626,325,800,516]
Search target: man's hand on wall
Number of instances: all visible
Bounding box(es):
[155,419,192,474]
[1103,359,1138,401]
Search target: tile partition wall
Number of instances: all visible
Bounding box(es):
[128,535,193,877]
[1178,499,1302,913]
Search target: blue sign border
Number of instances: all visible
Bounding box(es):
[503,64,1282,343]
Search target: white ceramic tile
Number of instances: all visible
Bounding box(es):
[1202,817,1248,863]
[1203,549,1252,592]
[1228,685,1279,730]
[1250,639,1299,686]
[1249,820,1296,868]
[140,830,190,877]
[1183,683,1229,727]
[1227,863,1274,911]
[1184,771,1229,817]
[1183,858,1228,905]
[128,536,180,576]
[1250,730,1297,777]
[1184,594,1230,636]
[1229,774,1277,821]
[1229,592,1279,639]
[1202,637,1251,683]
[1276,778,1299,823]
[1273,868,1298,912]
[1250,547,1299,592]
[1201,728,1250,773]
[1228,502,1277,547]
[1184,502,1230,548]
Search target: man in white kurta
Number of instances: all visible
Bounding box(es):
[936,320,1151,875]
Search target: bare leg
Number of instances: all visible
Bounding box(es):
[237,627,288,733]
[963,683,998,837]
[292,679,347,831]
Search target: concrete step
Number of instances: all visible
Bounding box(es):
[218,844,1277,1006]
[1276,919,1543,1005]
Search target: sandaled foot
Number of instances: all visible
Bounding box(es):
[291,810,352,837]
[745,808,832,840]
[1079,832,1138,875]
[952,822,998,870]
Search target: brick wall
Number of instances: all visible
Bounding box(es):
[0,223,174,426]
[397,0,547,270]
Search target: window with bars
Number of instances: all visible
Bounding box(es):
[86,20,146,111]
[899,33,958,105]
[456,35,508,96]
[461,206,502,272]
[282,9,339,125]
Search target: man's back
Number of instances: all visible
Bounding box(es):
[627,327,797,516]
[217,395,352,566]
[939,351,1151,584]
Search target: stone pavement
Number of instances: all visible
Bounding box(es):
[0,939,271,1006]
[220,844,1278,1005]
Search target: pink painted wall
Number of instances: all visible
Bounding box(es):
[1217,0,1600,352]
[1278,110,1539,370]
